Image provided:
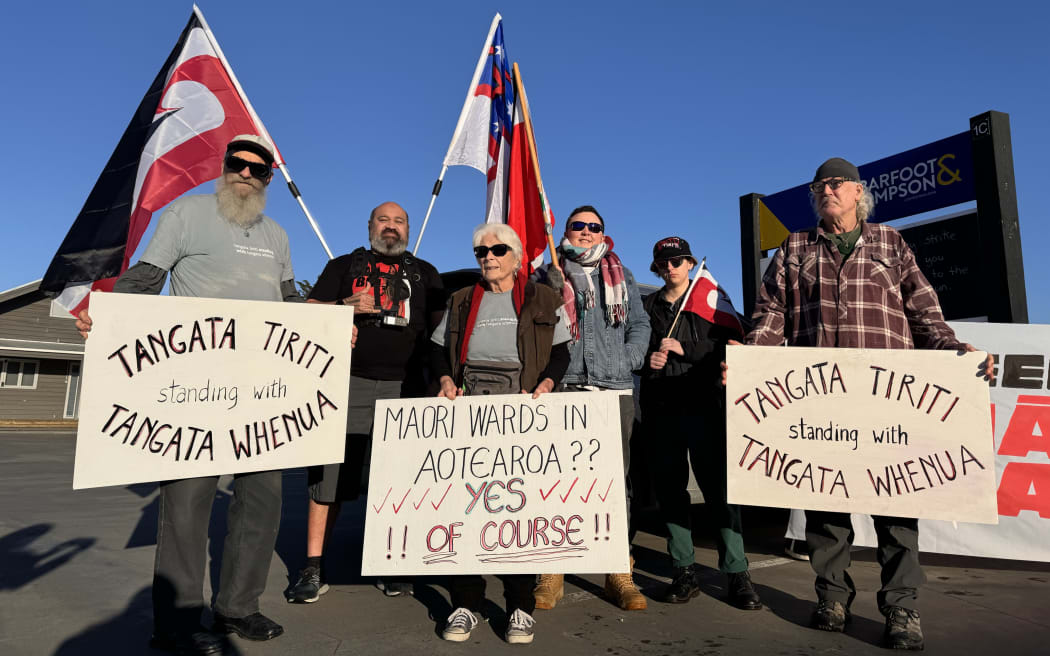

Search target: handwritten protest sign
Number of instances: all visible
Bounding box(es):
[725,345,996,523]
[362,391,629,575]
[72,292,353,489]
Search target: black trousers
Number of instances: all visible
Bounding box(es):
[806,511,925,611]
[152,470,282,634]
[644,410,748,572]
[449,574,537,615]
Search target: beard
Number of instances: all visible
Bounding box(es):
[215,175,267,227]
[370,230,408,256]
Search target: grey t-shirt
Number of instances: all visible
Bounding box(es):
[140,194,293,300]
[432,289,571,361]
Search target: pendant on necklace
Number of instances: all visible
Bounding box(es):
[244,230,250,237]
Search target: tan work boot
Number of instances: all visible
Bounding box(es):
[534,574,564,609]
[604,558,647,610]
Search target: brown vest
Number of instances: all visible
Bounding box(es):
[446,279,562,392]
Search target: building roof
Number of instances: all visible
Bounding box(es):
[0,279,42,305]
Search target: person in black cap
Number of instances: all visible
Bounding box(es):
[638,236,761,609]
[76,135,301,654]
[733,157,996,650]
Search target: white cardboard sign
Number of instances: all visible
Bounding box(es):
[73,292,354,489]
[362,391,629,575]
[787,323,1050,561]
[726,345,997,523]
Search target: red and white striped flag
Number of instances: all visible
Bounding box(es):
[41,6,280,314]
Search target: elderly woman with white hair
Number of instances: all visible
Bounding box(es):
[429,222,571,645]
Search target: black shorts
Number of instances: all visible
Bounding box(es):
[307,376,401,503]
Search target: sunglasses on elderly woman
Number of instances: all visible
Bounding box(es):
[473,244,512,258]
[656,257,686,270]
[224,154,272,180]
[568,220,604,233]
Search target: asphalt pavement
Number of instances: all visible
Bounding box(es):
[1,431,1047,655]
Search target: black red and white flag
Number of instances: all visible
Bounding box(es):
[41,7,279,314]
[681,261,746,337]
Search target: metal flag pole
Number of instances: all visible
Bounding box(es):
[412,13,502,256]
[666,257,707,338]
[192,4,335,260]
[512,62,559,270]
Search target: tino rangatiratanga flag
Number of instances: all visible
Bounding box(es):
[41,7,280,314]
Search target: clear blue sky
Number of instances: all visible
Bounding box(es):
[2,1,1047,322]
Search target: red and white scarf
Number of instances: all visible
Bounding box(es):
[559,235,628,329]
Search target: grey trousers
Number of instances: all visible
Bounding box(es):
[152,470,282,634]
[805,511,925,611]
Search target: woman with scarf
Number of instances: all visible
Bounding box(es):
[532,205,651,613]
[430,223,571,645]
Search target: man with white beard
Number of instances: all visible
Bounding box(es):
[284,201,445,604]
[76,135,301,655]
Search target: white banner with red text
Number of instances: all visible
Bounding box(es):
[362,391,629,575]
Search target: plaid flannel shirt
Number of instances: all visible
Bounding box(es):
[747,221,962,350]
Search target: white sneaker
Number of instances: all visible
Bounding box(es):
[442,607,479,642]
[505,608,535,644]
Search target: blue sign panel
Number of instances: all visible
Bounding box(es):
[757,132,975,249]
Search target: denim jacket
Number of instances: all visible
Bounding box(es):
[536,263,651,389]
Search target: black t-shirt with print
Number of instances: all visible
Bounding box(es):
[309,249,445,380]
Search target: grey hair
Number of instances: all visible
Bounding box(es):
[472,223,523,265]
[810,180,876,222]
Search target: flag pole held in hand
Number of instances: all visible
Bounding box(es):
[666,257,706,339]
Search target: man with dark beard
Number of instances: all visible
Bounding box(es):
[284,201,445,604]
[76,135,300,655]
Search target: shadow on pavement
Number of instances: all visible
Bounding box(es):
[52,585,246,656]
[0,523,95,591]
[124,482,159,549]
[755,583,886,649]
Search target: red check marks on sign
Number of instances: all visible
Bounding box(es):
[539,478,614,504]
[373,483,453,514]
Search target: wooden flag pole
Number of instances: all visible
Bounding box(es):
[512,62,559,269]
[665,257,706,339]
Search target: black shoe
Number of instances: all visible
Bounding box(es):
[727,571,763,610]
[784,538,810,561]
[811,599,851,632]
[213,612,284,641]
[285,565,329,603]
[660,565,701,604]
[149,629,223,655]
[376,577,414,597]
[882,606,924,650]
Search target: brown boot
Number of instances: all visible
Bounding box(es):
[534,574,564,610]
[604,558,647,611]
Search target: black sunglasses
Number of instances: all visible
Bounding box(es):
[474,244,512,258]
[809,177,854,193]
[657,257,686,269]
[224,154,272,180]
[568,220,604,233]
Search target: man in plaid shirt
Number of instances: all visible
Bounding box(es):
[743,157,994,651]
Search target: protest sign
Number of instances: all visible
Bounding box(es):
[362,391,629,575]
[72,292,353,489]
[786,323,1050,561]
[726,345,996,523]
